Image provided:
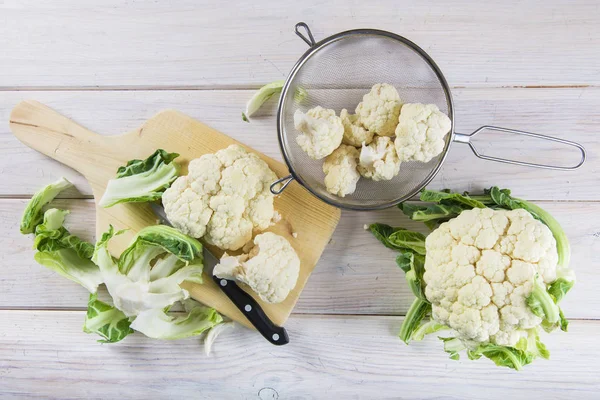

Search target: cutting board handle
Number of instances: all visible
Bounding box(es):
[9,100,111,177]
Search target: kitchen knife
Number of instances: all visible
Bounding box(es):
[150,202,289,346]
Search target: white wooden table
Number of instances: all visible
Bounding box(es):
[1,1,599,398]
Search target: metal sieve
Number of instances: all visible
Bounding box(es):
[270,22,586,211]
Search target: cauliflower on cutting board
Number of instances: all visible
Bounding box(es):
[294,106,344,160]
[340,109,374,147]
[162,145,278,251]
[323,145,360,197]
[358,136,401,181]
[394,103,451,163]
[213,232,301,303]
[355,83,402,137]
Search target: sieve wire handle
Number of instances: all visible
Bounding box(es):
[270,174,294,195]
[453,125,586,170]
[295,22,316,47]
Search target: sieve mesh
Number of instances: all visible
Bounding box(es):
[278,29,454,210]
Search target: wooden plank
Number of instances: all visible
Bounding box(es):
[0,311,598,399]
[0,87,598,200]
[2,199,598,320]
[0,0,598,88]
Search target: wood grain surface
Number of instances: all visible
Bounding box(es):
[0,0,598,398]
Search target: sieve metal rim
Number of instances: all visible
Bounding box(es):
[275,26,456,211]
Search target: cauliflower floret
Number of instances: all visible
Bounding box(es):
[424,208,560,347]
[294,106,343,159]
[355,84,402,136]
[162,145,278,251]
[394,103,451,163]
[357,136,401,181]
[340,109,374,147]
[322,145,360,197]
[213,232,301,303]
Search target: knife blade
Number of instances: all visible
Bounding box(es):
[149,202,289,346]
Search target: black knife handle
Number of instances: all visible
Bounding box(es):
[212,275,289,346]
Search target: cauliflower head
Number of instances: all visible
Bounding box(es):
[340,109,374,147]
[394,103,451,163]
[424,208,559,347]
[213,232,300,303]
[355,83,402,136]
[357,136,401,181]
[162,145,278,251]
[322,144,360,197]
[294,106,344,160]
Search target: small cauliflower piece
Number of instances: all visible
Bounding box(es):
[394,103,451,163]
[355,83,402,136]
[322,145,360,197]
[294,106,344,160]
[424,208,559,346]
[357,136,401,181]
[162,145,278,251]
[340,109,374,147]
[213,232,300,303]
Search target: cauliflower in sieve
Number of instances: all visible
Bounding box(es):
[424,208,559,347]
[357,136,401,181]
[294,106,344,160]
[322,144,360,197]
[213,232,300,303]
[355,83,402,136]
[162,145,278,251]
[340,109,374,147]
[394,103,451,163]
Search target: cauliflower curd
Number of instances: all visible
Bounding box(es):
[425,208,558,347]
[395,103,451,163]
[355,83,402,136]
[213,232,300,303]
[323,145,360,197]
[294,106,344,160]
[162,145,278,251]
[340,109,374,147]
[358,136,401,181]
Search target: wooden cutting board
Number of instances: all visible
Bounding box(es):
[10,100,341,329]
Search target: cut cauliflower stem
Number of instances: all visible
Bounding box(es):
[424,208,559,347]
[358,136,401,181]
[323,145,360,197]
[213,232,300,303]
[294,106,344,160]
[340,109,374,147]
[355,83,402,137]
[162,145,278,251]
[395,103,451,163]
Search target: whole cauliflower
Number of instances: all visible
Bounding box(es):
[213,232,300,303]
[322,145,360,197]
[340,109,374,147]
[357,136,401,181]
[424,208,558,347]
[394,103,451,163]
[162,145,278,251]
[355,83,402,136]
[294,106,344,160]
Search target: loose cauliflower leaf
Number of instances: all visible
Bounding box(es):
[93,225,204,317]
[355,83,402,136]
[20,177,72,234]
[242,80,308,121]
[322,145,360,197]
[358,136,401,181]
[32,208,102,293]
[340,109,374,147]
[130,299,223,340]
[294,106,344,160]
[394,103,451,163]
[213,232,300,304]
[162,145,278,251]
[84,293,133,343]
[99,149,180,208]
